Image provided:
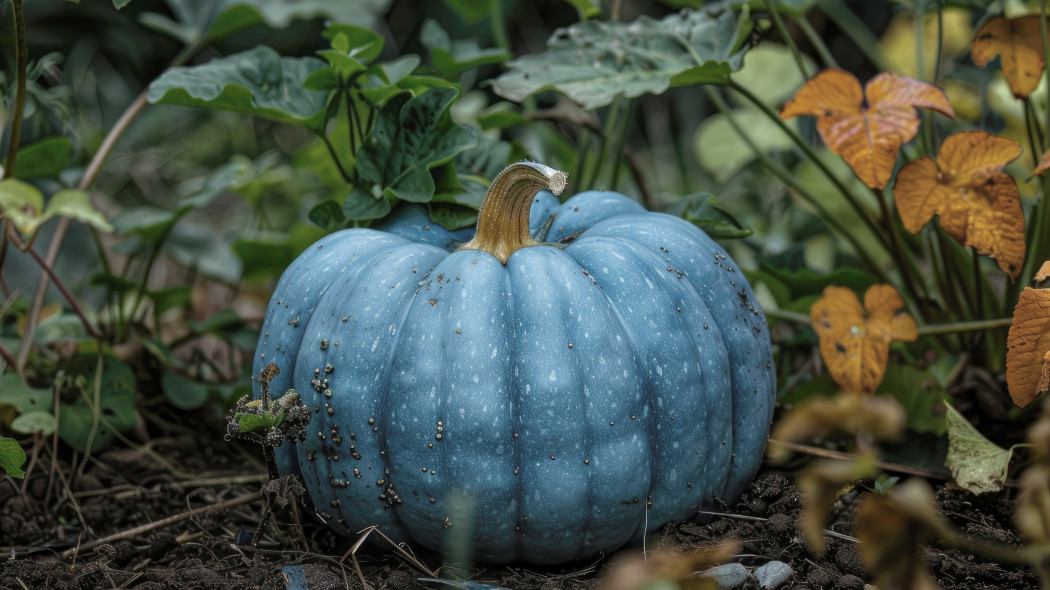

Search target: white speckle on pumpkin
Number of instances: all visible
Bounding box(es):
[459,408,465,418]
[656,366,663,376]
[549,370,557,382]
[473,375,479,384]
[491,347,498,360]
[371,337,380,352]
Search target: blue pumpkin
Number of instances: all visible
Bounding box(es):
[251,162,775,564]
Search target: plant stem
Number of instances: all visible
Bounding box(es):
[873,185,927,313]
[125,219,178,338]
[1042,2,1050,149]
[607,98,634,190]
[728,80,892,254]
[583,100,619,190]
[763,0,810,78]
[763,306,1013,335]
[2,0,26,179]
[795,16,837,69]
[7,226,101,339]
[16,40,205,371]
[316,132,354,184]
[704,87,888,279]
[488,0,510,54]
[816,0,889,71]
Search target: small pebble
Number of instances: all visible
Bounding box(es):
[754,560,792,588]
[700,563,750,588]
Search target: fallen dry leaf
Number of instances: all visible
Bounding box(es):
[855,478,942,590]
[599,539,738,590]
[768,393,907,464]
[1006,261,1050,407]
[780,69,954,189]
[972,15,1048,98]
[796,454,878,553]
[894,131,1025,279]
[810,284,918,394]
[1034,148,1050,178]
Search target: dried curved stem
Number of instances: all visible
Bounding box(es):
[459,161,568,264]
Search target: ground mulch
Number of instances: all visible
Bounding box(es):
[0,430,1038,590]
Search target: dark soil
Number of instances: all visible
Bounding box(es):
[0,432,1037,590]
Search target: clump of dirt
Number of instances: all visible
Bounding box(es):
[0,434,1038,589]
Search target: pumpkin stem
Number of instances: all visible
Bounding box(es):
[459,161,568,264]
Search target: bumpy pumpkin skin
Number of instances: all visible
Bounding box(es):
[252,190,775,564]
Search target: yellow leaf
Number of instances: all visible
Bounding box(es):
[972,15,1048,99]
[1006,261,1050,407]
[781,69,954,189]
[810,284,918,394]
[894,131,1025,279]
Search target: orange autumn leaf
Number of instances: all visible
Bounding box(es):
[1007,261,1050,407]
[780,69,955,189]
[1033,148,1050,178]
[972,15,1048,98]
[894,131,1025,278]
[810,284,918,394]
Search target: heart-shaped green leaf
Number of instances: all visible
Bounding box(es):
[354,87,476,204]
[492,7,747,109]
[149,46,329,129]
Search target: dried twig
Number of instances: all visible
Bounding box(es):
[61,491,262,559]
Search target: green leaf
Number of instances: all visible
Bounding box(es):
[112,206,184,242]
[148,46,329,129]
[735,0,816,16]
[237,411,284,433]
[112,0,134,8]
[757,262,877,301]
[307,199,347,230]
[58,355,137,453]
[12,411,56,435]
[0,437,26,479]
[354,88,476,203]
[420,19,509,79]
[877,365,950,436]
[161,372,210,410]
[491,7,747,109]
[945,404,1017,495]
[561,0,601,20]
[234,239,300,284]
[14,137,73,179]
[429,202,478,231]
[342,188,392,221]
[693,108,798,181]
[0,178,44,236]
[41,189,114,233]
[664,193,753,239]
[141,0,390,44]
[1,185,112,237]
[442,0,489,23]
[148,286,193,315]
[0,373,53,414]
[730,42,815,108]
[34,312,89,345]
[478,104,527,130]
[164,222,243,284]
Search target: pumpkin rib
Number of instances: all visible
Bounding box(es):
[581,215,774,501]
[568,234,733,533]
[294,243,450,540]
[252,230,411,480]
[508,248,611,561]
